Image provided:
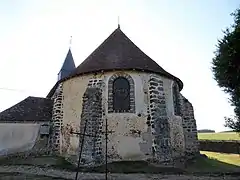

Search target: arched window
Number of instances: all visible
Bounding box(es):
[173,83,181,116]
[113,77,130,112]
[108,73,135,113]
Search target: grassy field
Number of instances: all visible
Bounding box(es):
[200,151,240,166]
[198,132,240,140]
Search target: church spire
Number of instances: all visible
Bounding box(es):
[57,47,76,81]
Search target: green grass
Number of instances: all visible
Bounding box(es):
[200,151,240,166]
[186,151,240,173]
[186,154,240,173]
[198,132,240,140]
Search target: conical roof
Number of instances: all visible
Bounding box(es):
[58,49,76,80]
[47,27,183,97]
[69,27,183,89]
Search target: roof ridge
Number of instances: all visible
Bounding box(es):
[70,28,121,74]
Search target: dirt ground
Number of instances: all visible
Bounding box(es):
[0,165,239,180]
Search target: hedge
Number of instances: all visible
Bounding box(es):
[199,140,240,154]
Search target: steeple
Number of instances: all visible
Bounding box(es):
[58,49,76,81]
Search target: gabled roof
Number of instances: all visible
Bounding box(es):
[58,49,76,80]
[0,96,53,122]
[47,27,183,98]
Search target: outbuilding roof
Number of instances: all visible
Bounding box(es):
[0,96,53,122]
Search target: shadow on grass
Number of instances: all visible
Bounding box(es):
[186,155,240,174]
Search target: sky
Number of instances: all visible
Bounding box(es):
[0,0,239,132]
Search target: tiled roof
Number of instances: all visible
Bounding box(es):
[0,96,53,122]
[47,27,183,98]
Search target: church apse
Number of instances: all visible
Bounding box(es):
[59,70,190,164]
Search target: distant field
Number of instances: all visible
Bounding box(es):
[198,132,240,140]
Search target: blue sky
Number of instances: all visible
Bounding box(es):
[0,0,239,132]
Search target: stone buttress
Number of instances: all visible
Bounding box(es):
[180,94,199,155]
[78,78,104,166]
[148,75,172,162]
[49,83,64,153]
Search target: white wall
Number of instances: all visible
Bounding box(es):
[0,123,41,156]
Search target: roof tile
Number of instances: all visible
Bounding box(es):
[0,96,53,122]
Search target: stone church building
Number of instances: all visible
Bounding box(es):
[0,27,198,165]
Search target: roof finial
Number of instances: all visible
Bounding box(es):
[118,16,120,29]
[69,36,72,49]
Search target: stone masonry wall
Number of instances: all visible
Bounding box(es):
[180,94,199,155]
[78,85,104,166]
[168,116,185,159]
[169,82,185,158]
[148,75,172,162]
[49,83,64,153]
[172,82,181,116]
